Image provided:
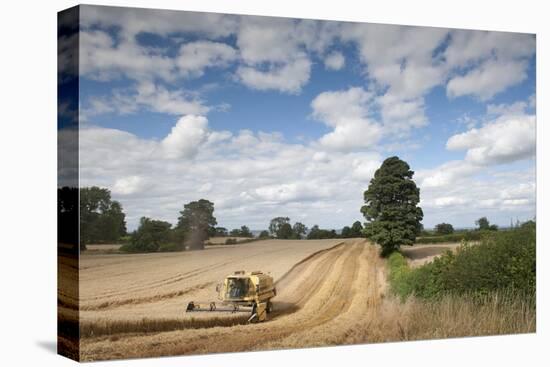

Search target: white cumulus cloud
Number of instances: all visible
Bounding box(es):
[236,57,311,94]
[113,176,149,195]
[444,30,535,70]
[79,120,384,230]
[311,87,383,150]
[177,41,237,78]
[324,52,345,70]
[161,115,209,159]
[418,161,480,189]
[446,115,535,165]
[444,30,534,101]
[446,59,528,101]
[83,81,209,117]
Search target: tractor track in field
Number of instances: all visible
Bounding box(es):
[80,240,386,361]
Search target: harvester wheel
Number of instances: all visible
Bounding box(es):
[266,301,273,314]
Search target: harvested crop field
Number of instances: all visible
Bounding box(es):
[76,239,342,321]
[58,238,533,361]
[401,243,462,267]
[74,239,387,360]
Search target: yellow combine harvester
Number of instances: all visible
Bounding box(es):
[186,270,276,322]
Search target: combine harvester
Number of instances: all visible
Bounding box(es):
[186,270,276,322]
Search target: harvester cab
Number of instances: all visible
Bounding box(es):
[186,270,276,322]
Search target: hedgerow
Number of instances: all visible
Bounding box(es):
[388,223,536,300]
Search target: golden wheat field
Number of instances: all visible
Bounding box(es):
[58,239,535,361]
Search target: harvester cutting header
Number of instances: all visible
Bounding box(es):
[186,270,276,322]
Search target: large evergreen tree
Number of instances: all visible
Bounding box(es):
[361,156,423,257]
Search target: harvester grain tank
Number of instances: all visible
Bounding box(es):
[186,270,276,322]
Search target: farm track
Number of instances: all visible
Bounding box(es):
[80,240,387,360]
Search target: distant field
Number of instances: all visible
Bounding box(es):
[84,237,253,252]
[206,236,251,244]
[85,244,122,252]
[401,243,462,267]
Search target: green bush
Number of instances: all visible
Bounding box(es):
[258,230,270,239]
[440,227,535,295]
[158,242,185,252]
[119,243,140,253]
[387,252,413,297]
[389,225,536,300]
[435,223,454,235]
[225,238,237,245]
[120,217,175,253]
[118,235,132,244]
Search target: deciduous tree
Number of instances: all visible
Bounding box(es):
[435,223,454,235]
[214,227,228,237]
[351,221,364,237]
[80,187,126,248]
[361,157,423,257]
[341,226,352,238]
[475,217,499,231]
[277,223,293,239]
[129,217,172,252]
[269,217,290,237]
[239,225,253,237]
[176,199,217,250]
[292,222,308,239]
[258,230,270,238]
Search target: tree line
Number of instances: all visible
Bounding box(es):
[265,217,364,240]
[123,198,217,252]
[212,226,253,238]
[75,188,258,252]
[72,186,370,252]
[423,217,499,237]
[70,187,217,252]
[66,156,511,258]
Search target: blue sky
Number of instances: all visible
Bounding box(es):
[65,5,536,231]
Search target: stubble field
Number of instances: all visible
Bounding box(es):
[58,239,533,361]
[75,239,387,360]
